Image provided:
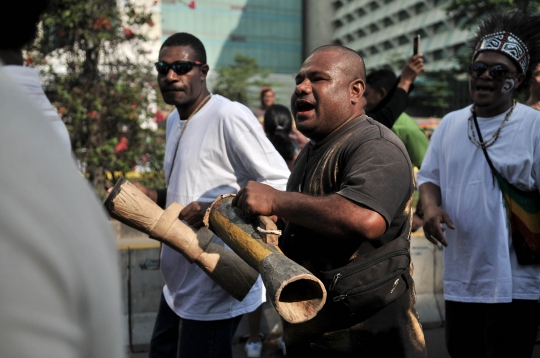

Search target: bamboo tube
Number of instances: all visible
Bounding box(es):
[203,194,327,324]
[104,179,258,301]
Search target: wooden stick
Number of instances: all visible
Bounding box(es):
[104,179,258,301]
[203,194,327,323]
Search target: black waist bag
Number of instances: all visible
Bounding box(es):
[320,235,411,317]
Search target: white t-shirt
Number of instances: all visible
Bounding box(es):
[163,94,290,320]
[0,67,124,358]
[4,65,72,153]
[417,103,540,303]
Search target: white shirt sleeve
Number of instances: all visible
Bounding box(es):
[223,103,290,191]
[417,116,447,189]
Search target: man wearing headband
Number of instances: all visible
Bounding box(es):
[417,12,540,357]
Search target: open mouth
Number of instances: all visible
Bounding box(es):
[295,100,315,115]
[475,85,494,93]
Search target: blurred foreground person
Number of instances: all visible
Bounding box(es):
[526,62,540,110]
[0,2,71,153]
[233,45,426,357]
[135,33,289,358]
[418,12,540,358]
[0,4,124,356]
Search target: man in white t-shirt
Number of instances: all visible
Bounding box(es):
[134,33,289,358]
[417,12,540,358]
[0,1,124,356]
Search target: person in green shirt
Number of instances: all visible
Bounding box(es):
[364,68,429,231]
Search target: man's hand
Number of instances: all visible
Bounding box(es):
[179,201,212,229]
[289,126,309,150]
[411,213,423,232]
[422,205,454,247]
[398,54,424,92]
[232,181,278,217]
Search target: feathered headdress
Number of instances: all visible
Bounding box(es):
[470,12,540,83]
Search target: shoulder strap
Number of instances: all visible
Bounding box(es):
[471,111,498,175]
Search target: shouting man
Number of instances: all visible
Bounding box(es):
[417,12,540,358]
[233,45,426,357]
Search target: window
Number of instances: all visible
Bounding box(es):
[346,34,354,42]
[398,35,409,45]
[383,41,394,50]
[333,39,343,46]
[398,10,410,21]
[417,29,428,38]
[332,0,344,10]
[369,1,380,10]
[356,8,366,17]
[433,49,444,60]
[230,35,246,42]
[332,19,344,29]
[414,2,428,14]
[358,50,367,57]
[383,17,394,27]
[346,14,355,22]
[370,46,380,55]
[356,29,367,38]
[370,23,380,33]
[433,21,447,34]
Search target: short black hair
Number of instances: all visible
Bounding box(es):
[160,32,207,64]
[263,104,295,163]
[366,69,397,92]
[0,0,51,50]
[264,104,293,135]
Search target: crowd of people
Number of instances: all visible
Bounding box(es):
[1,1,540,358]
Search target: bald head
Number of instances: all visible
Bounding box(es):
[311,45,366,83]
[291,45,367,142]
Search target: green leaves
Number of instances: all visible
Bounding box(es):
[212,53,273,107]
[29,0,165,199]
[446,0,540,29]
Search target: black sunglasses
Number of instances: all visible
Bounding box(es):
[469,62,516,81]
[154,60,204,75]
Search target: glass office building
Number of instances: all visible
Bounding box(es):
[161,0,303,74]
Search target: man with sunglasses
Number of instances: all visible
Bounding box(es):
[417,12,540,358]
[136,32,290,358]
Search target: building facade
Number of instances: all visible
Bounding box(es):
[305,0,471,73]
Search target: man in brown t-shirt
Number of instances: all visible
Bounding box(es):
[233,45,426,358]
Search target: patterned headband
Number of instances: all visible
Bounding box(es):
[473,31,529,73]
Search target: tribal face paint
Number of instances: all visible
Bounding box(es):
[502,78,515,94]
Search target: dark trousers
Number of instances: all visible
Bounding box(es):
[149,293,242,358]
[445,299,540,358]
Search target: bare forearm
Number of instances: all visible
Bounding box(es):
[397,77,413,93]
[272,191,386,240]
[419,182,442,211]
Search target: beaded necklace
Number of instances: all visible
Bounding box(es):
[468,99,516,149]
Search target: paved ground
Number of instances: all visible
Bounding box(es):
[129,326,540,357]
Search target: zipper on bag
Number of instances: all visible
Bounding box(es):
[332,269,404,302]
[328,248,409,291]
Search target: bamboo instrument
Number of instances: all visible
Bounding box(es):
[104,178,258,301]
[203,194,327,324]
